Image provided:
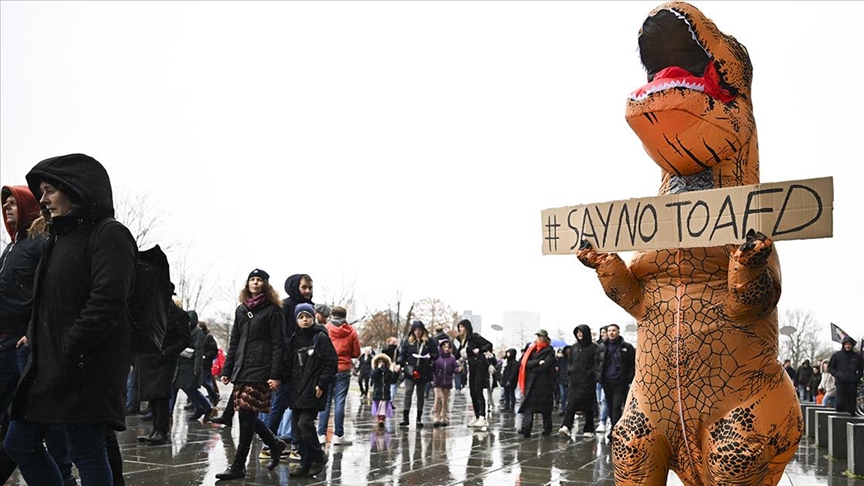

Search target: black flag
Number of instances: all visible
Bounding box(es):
[830,322,850,344]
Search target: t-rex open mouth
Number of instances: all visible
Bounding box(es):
[630,8,734,103]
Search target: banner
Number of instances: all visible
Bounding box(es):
[541,177,833,254]
[830,322,851,344]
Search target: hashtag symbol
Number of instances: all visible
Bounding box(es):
[545,214,560,252]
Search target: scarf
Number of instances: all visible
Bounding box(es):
[518,340,549,394]
[244,292,267,310]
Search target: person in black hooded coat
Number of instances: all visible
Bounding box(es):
[395,321,438,428]
[135,297,191,445]
[500,348,519,412]
[518,330,556,437]
[456,319,493,426]
[559,324,598,437]
[4,154,136,485]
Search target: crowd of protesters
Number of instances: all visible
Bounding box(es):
[1,153,862,485]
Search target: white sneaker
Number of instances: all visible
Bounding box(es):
[596,423,605,432]
[318,434,327,445]
[467,417,478,427]
[582,432,594,438]
[474,416,488,428]
[558,426,570,437]
[332,434,351,446]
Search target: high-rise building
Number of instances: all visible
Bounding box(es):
[500,310,541,350]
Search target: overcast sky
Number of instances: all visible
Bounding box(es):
[2,1,862,345]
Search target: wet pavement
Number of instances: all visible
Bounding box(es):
[6,386,862,485]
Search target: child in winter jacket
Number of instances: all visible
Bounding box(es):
[370,353,396,428]
[432,340,461,427]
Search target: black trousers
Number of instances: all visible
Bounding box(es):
[836,382,858,415]
[468,370,487,418]
[521,407,552,434]
[562,383,596,433]
[150,397,170,433]
[601,382,629,431]
[292,409,324,467]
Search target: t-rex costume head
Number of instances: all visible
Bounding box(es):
[576,3,802,485]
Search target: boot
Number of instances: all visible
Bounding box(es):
[416,411,424,428]
[216,447,248,480]
[255,421,285,470]
[137,429,156,442]
[399,410,410,427]
[145,429,168,445]
[377,415,386,428]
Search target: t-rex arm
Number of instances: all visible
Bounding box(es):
[725,229,782,323]
[576,239,644,320]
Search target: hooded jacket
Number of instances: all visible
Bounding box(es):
[501,348,519,389]
[326,317,361,373]
[281,273,313,346]
[285,304,337,411]
[0,185,46,337]
[370,353,395,401]
[568,324,598,386]
[432,342,460,389]
[456,319,493,370]
[828,337,864,386]
[398,321,438,382]
[12,154,136,431]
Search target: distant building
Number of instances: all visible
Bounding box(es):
[501,310,541,349]
[461,310,483,333]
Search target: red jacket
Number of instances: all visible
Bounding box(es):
[327,320,361,372]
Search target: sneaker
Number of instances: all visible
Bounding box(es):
[558,425,570,437]
[474,416,488,428]
[288,450,302,462]
[258,448,271,459]
[582,432,595,438]
[318,434,327,445]
[467,417,478,427]
[596,423,606,432]
[332,434,351,446]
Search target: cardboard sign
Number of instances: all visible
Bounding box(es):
[541,177,833,254]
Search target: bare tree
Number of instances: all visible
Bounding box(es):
[410,298,456,334]
[356,311,398,352]
[171,241,215,316]
[779,308,832,366]
[113,192,170,250]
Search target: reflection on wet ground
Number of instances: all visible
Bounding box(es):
[6,388,858,485]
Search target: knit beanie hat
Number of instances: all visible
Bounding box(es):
[295,302,315,321]
[248,268,270,281]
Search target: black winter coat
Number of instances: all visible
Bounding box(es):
[398,338,438,382]
[519,344,556,413]
[595,336,636,386]
[358,353,373,376]
[12,154,136,431]
[280,274,313,352]
[829,349,864,385]
[568,325,598,386]
[174,322,205,390]
[223,302,285,384]
[457,332,493,379]
[285,325,337,411]
[501,349,519,390]
[0,235,46,338]
[137,303,191,400]
[371,367,395,401]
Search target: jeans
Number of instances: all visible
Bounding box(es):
[596,383,608,423]
[5,420,110,486]
[824,395,837,408]
[276,407,294,443]
[318,370,351,437]
[171,386,211,417]
[0,343,30,417]
[200,366,219,404]
[558,383,568,412]
[266,383,289,434]
[125,365,139,410]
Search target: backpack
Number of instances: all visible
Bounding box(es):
[91,218,172,357]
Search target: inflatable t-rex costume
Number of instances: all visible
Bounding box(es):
[576,3,802,485]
